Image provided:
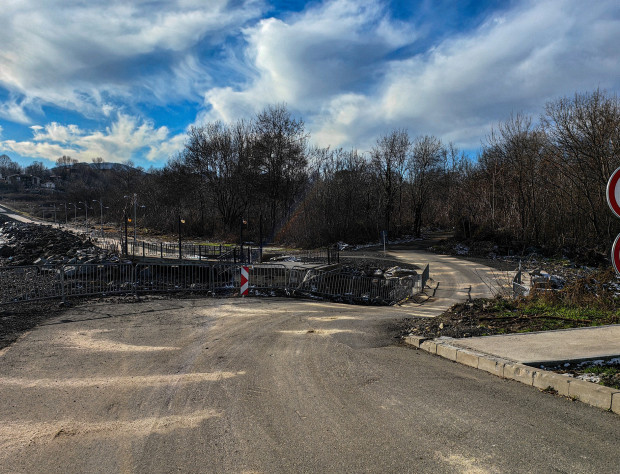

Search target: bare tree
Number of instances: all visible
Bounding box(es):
[371,129,410,234]
[408,135,445,237]
[542,89,620,247]
[252,104,308,236]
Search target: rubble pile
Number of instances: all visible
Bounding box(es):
[0,220,121,266]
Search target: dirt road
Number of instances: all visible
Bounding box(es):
[1,250,618,473]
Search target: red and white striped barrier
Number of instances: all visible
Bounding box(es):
[240,266,249,296]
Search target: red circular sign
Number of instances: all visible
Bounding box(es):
[612,234,620,276]
[606,166,620,218]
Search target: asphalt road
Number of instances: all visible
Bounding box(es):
[0,250,619,473]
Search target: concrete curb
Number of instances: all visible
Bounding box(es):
[404,336,620,416]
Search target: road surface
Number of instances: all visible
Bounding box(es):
[1,249,618,473]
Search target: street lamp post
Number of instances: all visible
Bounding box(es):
[68,203,79,227]
[178,215,185,260]
[124,193,138,255]
[92,199,108,238]
[239,218,247,263]
[79,201,90,234]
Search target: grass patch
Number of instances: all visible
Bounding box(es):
[404,269,620,339]
[582,366,619,376]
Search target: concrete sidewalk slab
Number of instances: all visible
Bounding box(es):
[404,325,620,416]
[442,324,620,364]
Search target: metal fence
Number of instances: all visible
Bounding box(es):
[126,240,233,261]
[0,262,428,306]
[286,248,340,264]
[290,264,429,304]
[124,239,325,265]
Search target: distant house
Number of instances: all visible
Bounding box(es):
[6,174,21,184]
[42,181,56,189]
[7,174,41,187]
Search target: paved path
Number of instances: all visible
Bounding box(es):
[445,324,620,364]
[0,203,39,224]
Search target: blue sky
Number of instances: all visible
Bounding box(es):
[0,0,619,169]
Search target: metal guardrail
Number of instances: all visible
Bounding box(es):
[0,262,428,306]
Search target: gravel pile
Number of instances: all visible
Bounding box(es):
[0,218,121,266]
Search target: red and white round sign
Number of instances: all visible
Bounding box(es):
[606,166,620,218]
[612,234,620,276]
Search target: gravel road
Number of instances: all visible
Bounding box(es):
[1,250,618,473]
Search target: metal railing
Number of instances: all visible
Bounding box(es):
[287,248,340,264]
[126,240,232,261]
[0,261,427,306]
[0,265,62,303]
[63,263,134,298]
[124,239,265,264]
[290,264,427,304]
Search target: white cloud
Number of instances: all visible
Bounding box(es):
[0,0,264,122]
[201,0,620,152]
[0,97,33,124]
[2,0,620,164]
[202,0,415,122]
[0,114,184,163]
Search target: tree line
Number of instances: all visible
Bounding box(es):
[2,90,619,255]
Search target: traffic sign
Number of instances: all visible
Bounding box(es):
[612,234,620,276]
[606,166,620,218]
[240,266,249,296]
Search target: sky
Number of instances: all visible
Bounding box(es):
[0,0,619,170]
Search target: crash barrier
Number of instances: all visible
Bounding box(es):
[0,262,428,306]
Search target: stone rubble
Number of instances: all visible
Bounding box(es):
[0,219,124,267]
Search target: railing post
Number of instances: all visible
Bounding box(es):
[210,265,215,294]
[160,243,163,258]
[134,264,138,298]
[60,266,65,303]
[142,241,145,258]
[199,245,202,262]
